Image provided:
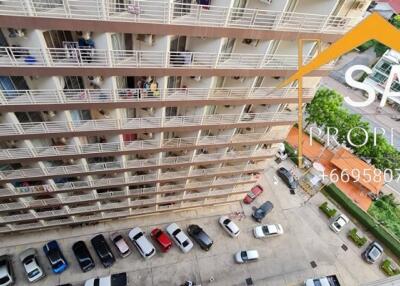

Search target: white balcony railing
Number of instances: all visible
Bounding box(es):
[3,163,264,198]
[0,112,297,137]
[0,87,315,106]
[0,0,360,34]
[0,46,335,70]
[0,149,273,180]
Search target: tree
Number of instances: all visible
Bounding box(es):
[305,88,343,129]
[374,15,400,56]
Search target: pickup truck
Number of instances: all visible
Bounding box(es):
[84,272,127,286]
[304,275,341,286]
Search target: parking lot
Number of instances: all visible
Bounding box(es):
[0,160,386,286]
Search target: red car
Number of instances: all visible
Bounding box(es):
[243,185,263,204]
[150,228,172,252]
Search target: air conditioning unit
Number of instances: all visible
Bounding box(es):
[88,76,103,87]
[232,76,246,83]
[259,0,272,4]
[8,28,25,38]
[242,39,259,47]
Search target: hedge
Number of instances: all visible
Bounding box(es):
[381,259,400,276]
[319,202,337,218]
[324,184,400,259]
[283,141,299,165]
[348,228,367,247]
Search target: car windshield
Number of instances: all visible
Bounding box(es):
[247,192,256,199]
[113,235,123,243]
[312,279,322,286]
[369,247,382,259]
[182,240,189,247]
[133,232,143,240]
[54,259,64,269]
[241,251,248,260]
[172,229,181,236]
[223,218,231,225]
[262,226,271,234]
[48,250,61,263]
[23,255,34,265]
[145,248,155,257]
[28,269,40,279]
[0,276,10,284]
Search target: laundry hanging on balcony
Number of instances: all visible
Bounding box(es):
[196,0,211,9]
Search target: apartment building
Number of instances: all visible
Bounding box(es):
[364,49,400,111]
[0,0,370,234]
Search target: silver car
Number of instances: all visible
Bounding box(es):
[19,249,45,283]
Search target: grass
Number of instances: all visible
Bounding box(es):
[348,228,367,247]
[368,194,400,241]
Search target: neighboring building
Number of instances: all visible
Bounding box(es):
[0,0,369,233]
[364,49,400,111]
[371,0,400,19]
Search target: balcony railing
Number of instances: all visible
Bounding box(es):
[3,163,264,198]
[0,131,284,161]
[0,112,297,137]
[0,87,315,106]
[0,0,360,34]
[0,149,274,181]
[0,46,335,70]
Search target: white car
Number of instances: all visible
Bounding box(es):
[19,249,45,282]
[234,250,259,263]
[110,233,131,258]
[0,255,14,286]
[166,223,193,253]
[218,216,240,237]
[84,272,127,286]
[128,227,156,259]
[253,224,284,238]
[330,214,349,233]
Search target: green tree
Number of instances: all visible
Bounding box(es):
[305,88,343,129]
[374,15,400,56]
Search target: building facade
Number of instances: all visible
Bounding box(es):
[364,49,400,111]
[0,0,369,234]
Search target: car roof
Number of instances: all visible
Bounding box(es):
[246,250,259,258]
[260,201,274,210]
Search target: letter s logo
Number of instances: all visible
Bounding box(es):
[344,65,376,107]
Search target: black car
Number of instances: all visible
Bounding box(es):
[90,234,115,268]
[72,241,95,272]
[252,201,274,222]
[276,167,298,190]
[187,224,213,251]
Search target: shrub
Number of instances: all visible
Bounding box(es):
[356,40,375,52]
[348,228,367,247]
[319,202,337,218]
[381,259,400,276]
[283,141,298,165]
[324,184,400,259]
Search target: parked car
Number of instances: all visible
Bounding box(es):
[252,201,274,222]
[304,274,341,286]
[19,248,45,282]
[84,272,127,286]
[329,214,349,233]
[90,234,115,268]
[43,240,68,274]
[110,233,131,258]
[234,250,259,263]
[187,224,213,251]
[253,224,283,238]
[128,227,156,259]
[0,255,14,286]
[276,167,298,190]
[150,228,172,253]
[72,241,95,272]
[218,216,240,237]
[362,241,383,264]
[243,185,263,204]
[166,223,193,253]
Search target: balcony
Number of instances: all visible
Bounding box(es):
[0,148,274,181]
[0,0,360,35]
[0,87,315,110]
[0,112,297,139]
[0,46,335,70]
[3,163,264,198]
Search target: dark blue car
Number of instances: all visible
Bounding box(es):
[43,240,68,274]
